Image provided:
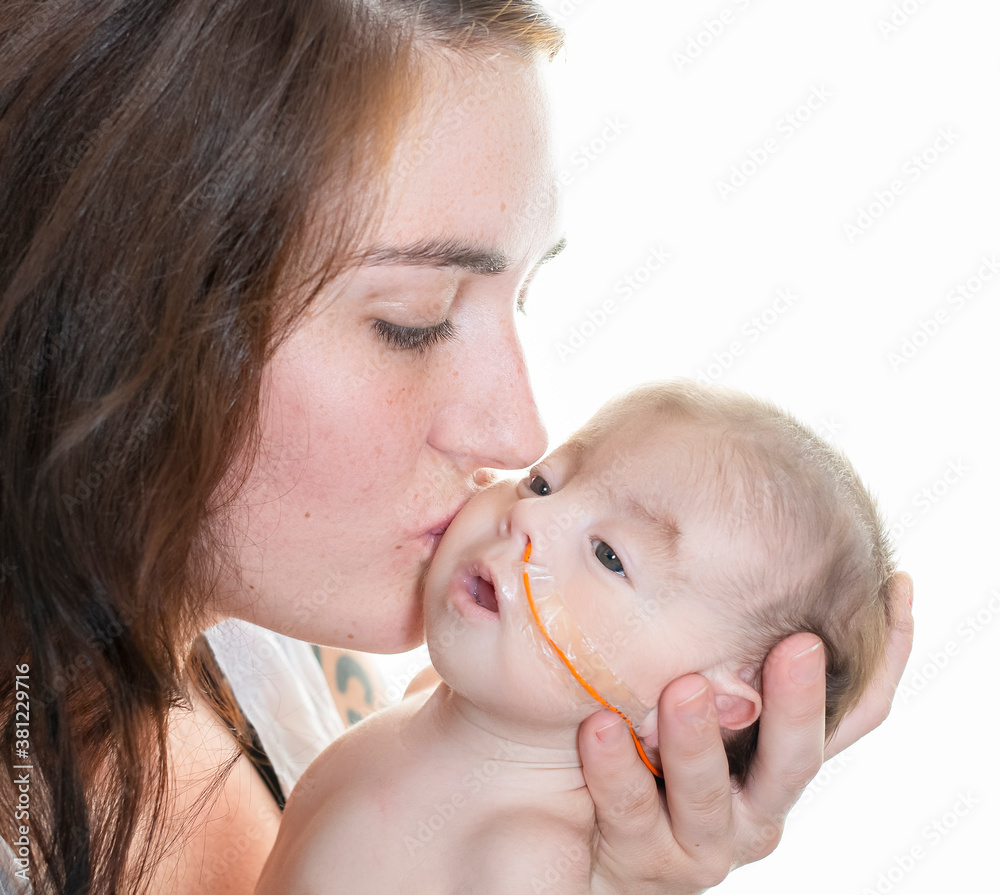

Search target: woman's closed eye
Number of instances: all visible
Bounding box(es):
[372,318,455,352]
[593,540,625,577]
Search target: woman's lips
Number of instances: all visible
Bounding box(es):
[420,506,464,552]
[427,514,456,538]
[424,498,471,540]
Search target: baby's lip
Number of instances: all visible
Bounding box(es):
[466,562,500,615]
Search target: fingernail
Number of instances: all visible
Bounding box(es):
[676,683,711,725]
[596,718,627,746]
[790,641,823,684]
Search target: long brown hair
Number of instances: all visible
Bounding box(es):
[0,1,560,892]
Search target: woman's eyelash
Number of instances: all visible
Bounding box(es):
[372,319,456,352]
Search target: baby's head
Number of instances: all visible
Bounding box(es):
[424,380,896,784]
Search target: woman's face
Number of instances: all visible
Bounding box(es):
[217,52,562,652]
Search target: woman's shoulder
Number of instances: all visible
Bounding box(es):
[202,619,345,798]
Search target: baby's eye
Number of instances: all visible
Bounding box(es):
[529,474,551,496]
[593,540,625,577]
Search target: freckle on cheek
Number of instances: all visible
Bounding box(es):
[304,512,311,519]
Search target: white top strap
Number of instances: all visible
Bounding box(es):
[202,619,345,800]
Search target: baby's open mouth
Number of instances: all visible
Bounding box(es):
[469,572,499,614]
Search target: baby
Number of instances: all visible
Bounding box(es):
[256,380,896,895]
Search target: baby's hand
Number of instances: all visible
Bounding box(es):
[577,572,914,894]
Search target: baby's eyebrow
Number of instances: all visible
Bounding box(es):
[538,235,567,265]
[622,492,681,550]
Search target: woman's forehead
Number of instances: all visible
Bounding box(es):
[375,52,560,273]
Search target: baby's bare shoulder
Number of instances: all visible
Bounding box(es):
[287,692,420,808]
[452,807,593,895]
[257,694,432,894]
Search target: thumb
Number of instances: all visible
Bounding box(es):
[578,710,667,864]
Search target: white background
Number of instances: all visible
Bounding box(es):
[380,1,1000,892]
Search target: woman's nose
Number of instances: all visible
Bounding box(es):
[429,317,547,472]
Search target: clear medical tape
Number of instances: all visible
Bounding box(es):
[521,542,662,778]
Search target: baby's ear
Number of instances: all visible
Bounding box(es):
[633,667,762,753]
[707,666,762,731]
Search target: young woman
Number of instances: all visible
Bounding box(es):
[0,2,913,892]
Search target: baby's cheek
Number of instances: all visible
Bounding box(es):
[517,569,654,726]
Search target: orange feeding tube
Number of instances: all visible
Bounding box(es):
[522,542,663,779]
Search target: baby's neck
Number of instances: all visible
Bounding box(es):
[417,683,589,801]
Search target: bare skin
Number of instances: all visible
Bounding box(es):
[254,406,916,895]
[154,578,910,895]
[258,684,598,895]
[155,49,915,895]
[147,696,282,895]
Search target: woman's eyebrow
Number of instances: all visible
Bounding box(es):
[364,238,510,274]
[363,235,567,275]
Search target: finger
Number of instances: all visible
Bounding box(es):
[578,709,671,869]
[827,571,914,756]
[655,674,736,860]
[883,571,915,690]
[741,633,826,843]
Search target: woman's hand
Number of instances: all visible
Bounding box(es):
[579,572,914,894]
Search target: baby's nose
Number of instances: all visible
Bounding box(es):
[500,495,532,553]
